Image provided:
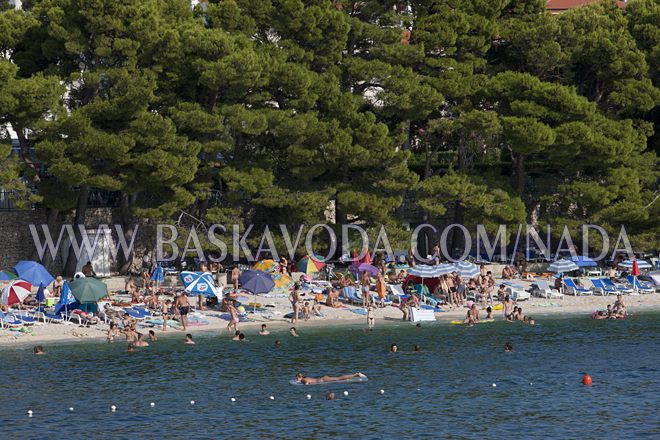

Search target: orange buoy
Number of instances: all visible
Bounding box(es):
[582,374,593,386]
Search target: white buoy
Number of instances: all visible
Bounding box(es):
[190,400,195,405]
[69,407,74,412]
[417,388,421,391]
[492,383,497,387]
[306,394,311,400]
[27,410,33,417]
[380,389,385,394]
[150,402,155,407]
[111,405,117,412]
[230,398,236,402]
[269,396,275,400]
[343,391,348,396]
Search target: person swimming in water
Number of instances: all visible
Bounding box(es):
[390,343,398,353]
[274,340,282,347]
[295,372,367,385]
[33,345,45,355]
[259,324,270,336]
[184,334,195,345]
[504,342,513,352]
[290,327,299,337]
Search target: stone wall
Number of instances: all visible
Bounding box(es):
[0,207,156,275]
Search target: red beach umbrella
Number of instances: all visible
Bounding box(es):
[1,280,33,305]
[631,259,641,277]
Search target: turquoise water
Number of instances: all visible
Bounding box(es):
[1,314,659,439]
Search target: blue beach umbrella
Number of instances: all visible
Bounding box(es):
[179,271,219,297]
[151,264,164,283]
[14,261,54,286]
[408,264,454,278]
[569,256,597,267]
[238,270,275,295]
[453,261,480,279]
[36,284,46,303]
[0,271,17,281]
[548,259,579,273]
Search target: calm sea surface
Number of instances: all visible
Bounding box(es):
[1,313,659,439]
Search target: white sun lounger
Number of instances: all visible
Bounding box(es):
[502,282,530,301]
[532,280,564,299]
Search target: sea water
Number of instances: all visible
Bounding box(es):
[1,313,659,439]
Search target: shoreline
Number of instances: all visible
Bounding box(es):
[2,292,658,348]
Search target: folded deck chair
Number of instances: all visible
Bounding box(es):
[533,280,564,299]
[600,278,633,294]
[590,279,616,296]
[563,278,591,296]
[626,276,654,294]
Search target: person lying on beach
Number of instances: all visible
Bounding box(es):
[290,327,299,337]
[134,333,149,347]
[259,324,270,335]
[184,334,195,344]
[33,345,45,355]
[294,372,367,385]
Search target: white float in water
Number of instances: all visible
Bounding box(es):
[27,410,33,417]
[380,389,385,394]
[69,407,74,412]
[190,400,195,405]
[231,398,236,402]
[111,405,117,412]
[492,383,497,387]
[343,391,348,396]
[306,394,311,400]
[269,396,275,400]
[150,402,155,407]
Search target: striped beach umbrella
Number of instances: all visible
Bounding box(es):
[253,259,279,274]
[618,260,652,270]
[453,261,480,279]
[548,259,579,273]
[408,264,454,278]
[1,280,33,305]
[297,255,325,274]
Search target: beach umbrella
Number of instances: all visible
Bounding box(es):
[408,264,454,278]
[69,277,108,303]
[297,255,325,274]
[0,271,17,281]
[14,261,54,286]
[548,259,579,273]
[361,251,372,265]
[618,260,651,270]
[53,281,78,316]
[0,280,32,305]
[453,261,480,279]
[271,272,294,291]
[569,256,597,267]
[252,259,279,274]
[238,270,275,295]
[179,271,219,297]
[350,263,379,276]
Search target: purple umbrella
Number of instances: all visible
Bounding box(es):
[349,263,379,276]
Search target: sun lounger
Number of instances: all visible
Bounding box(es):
[123,307,150,320]
[563,278,591,296]
[341,286,361,304]
[600,278,633,294]
[12,313,37,325]
[626,276,655,294]
[0,312,23,329]
[502,282,530,301]
[590,279,616,296]
[410,307,436,323]
[33,311,65,324]
[387,285,406,304]
[532,280,564,299]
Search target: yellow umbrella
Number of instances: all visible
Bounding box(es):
[272,273,294,291]
[253,259,278,273]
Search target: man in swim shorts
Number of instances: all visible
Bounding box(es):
[294,372,367,385]
[175,292,191,330]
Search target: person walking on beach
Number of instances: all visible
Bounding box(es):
[289,284,301,323]
[376,273,386,308]
[232,266,240,290]
[175,292,191,330]
[361,271,371,308]
[227,300,239,333]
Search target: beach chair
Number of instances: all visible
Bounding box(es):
[387,284,406,304]
[0,312,25,329]
[590,279,616,296]
[123,307,150,321]
[532,280,564,299]
[502,282,530,301]
[12,312,37,325]
[626,276,655,294]
[33,310,65,324]
[341,286,360,305]
[563,278,591,296]
[600,278,633,295]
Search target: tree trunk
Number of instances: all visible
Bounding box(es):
[63,186,89,276]
[116,192,135,275]
[15,128,40,182]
